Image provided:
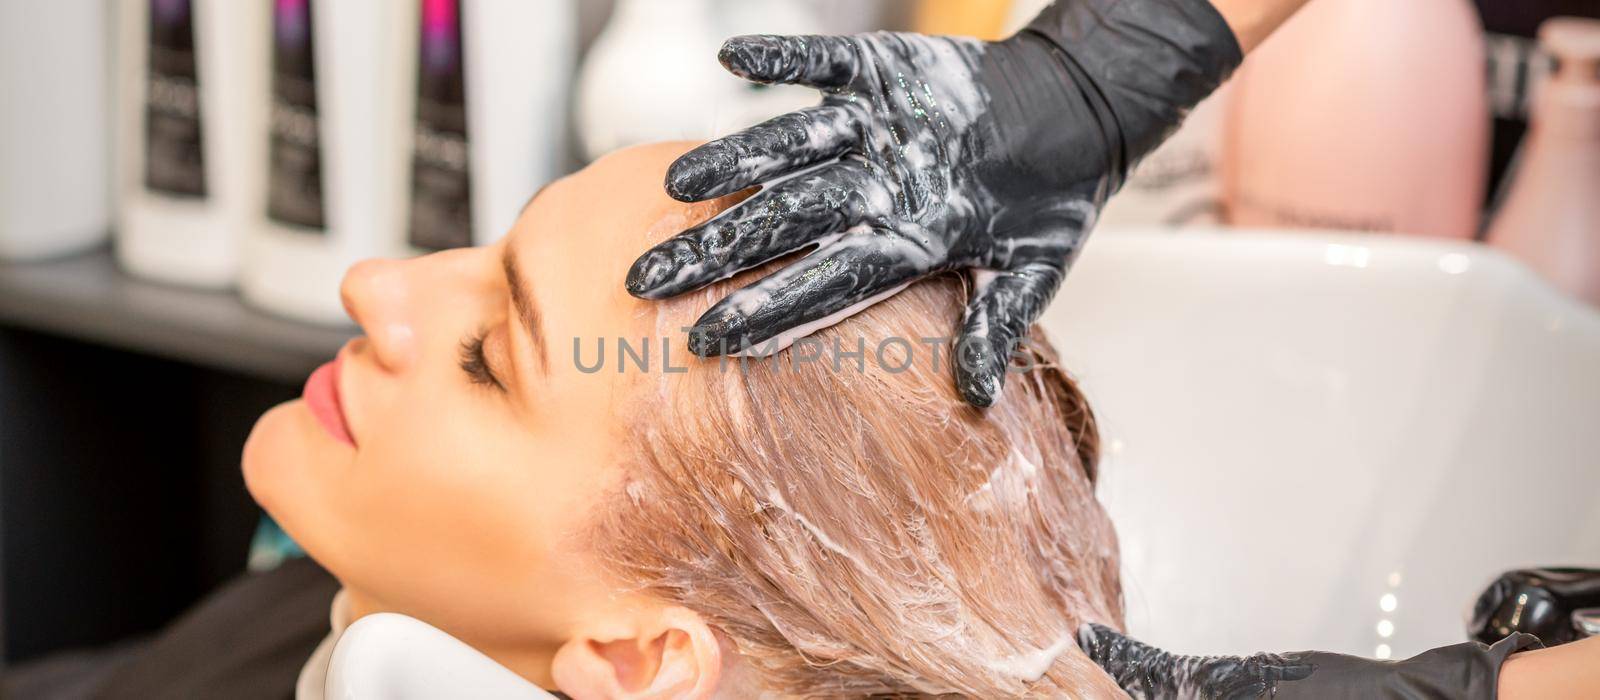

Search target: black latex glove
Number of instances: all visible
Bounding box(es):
[625,0,1241,406]
[1077,623,1543,699]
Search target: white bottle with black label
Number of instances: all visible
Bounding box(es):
[116,0,269,287]
[0,1,112,260]
[244,0,574,324]
[242,0,415,325]
[407,0,575,252]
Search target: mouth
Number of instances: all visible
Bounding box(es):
[303,351,356,447]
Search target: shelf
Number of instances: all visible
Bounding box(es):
[0,245,355,383]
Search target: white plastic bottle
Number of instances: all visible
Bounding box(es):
[243,0,575,324]
[408,0,576,251]
[467,0,574,246]
[576,0,817,162]
[0,1,112,260]
[116,0,270,287]
[1487,17,1600,306]
[242,0,415,325]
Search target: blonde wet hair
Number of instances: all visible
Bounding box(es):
[591,197,1124,698]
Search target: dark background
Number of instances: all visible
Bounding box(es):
[0,328,297,663]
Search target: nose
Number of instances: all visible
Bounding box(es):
[340,258,422,372]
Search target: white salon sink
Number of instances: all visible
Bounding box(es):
[1040,229,1600,661]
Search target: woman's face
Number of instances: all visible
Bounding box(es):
[243,143,709,671]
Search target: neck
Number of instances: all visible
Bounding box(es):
[477,642,563,689]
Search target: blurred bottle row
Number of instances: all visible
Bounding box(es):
[3,0,579,324]
[0,0,891,324]
[0,0,1596,326]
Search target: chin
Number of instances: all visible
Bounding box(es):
[243,399,344,524]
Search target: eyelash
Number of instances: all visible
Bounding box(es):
[458,329,506,392]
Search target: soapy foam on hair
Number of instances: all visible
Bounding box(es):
[597,257,1124,697]
[987,631,1080,682]
[965,446,1040,512]
[760,485,871,572]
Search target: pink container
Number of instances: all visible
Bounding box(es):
[1222,0,1489,238]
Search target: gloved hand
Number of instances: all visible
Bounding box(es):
[1077,623,1543,699]
[625,0,1241,406]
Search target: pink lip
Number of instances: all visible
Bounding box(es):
[304,353,355,447]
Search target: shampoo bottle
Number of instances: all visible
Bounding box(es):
[116,0,269,287]
[575,0,816,162]
[243,0,574,324]
[0,1,111,260]
[1486,17,1600,306]
[464,0,574,247]
[408,0,575,251]
[1221,0,1488,238]
[241,0,415,325]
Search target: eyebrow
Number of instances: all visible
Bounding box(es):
[502,244,549,374]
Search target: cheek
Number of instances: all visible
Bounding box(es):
[327,392,580,638]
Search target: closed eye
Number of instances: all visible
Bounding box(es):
[458,329,506,392]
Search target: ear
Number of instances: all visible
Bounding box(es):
[551,606,722,699]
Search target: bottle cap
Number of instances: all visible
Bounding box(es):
[1540,17,1600,82]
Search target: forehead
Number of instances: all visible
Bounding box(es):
[509,143,721,387]
[526,142,689,262]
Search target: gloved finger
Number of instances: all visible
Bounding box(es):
[717,34,860,90]
[953,262,1063,408]
[628,162,880,299]
[665,104,861,202]
[685,230,926,356]
[1078,622,1166,695]
[1077,623,1315,700]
